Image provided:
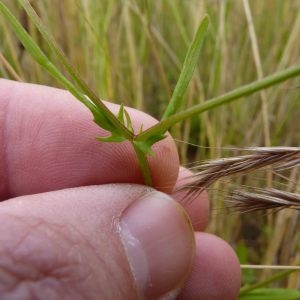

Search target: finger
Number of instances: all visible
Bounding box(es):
[178,232,241,300]
[172,167,209,231]
[0,185,194,300]
[0,79,179,199]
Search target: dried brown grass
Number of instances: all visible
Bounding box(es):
[179,147,300,212]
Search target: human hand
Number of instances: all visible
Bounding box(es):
[0,79,241,299]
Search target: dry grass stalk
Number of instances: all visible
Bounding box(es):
[183,147,300,192]
[229,188,300,213]
[178,147,300,211]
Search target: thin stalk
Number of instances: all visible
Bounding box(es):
[0,51,23,81]
[136,64,300,141]
[132,143,152,186]
[243,0,271,147]
[243,0,273,195]
[239,269,296,295]
[128,2,172,99]
[241,265,300,270]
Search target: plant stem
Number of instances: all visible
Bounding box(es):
[239,269,296,295]
[137,64,300,141]
[132,142,152,186]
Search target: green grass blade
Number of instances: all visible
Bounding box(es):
[137,64,300,141]
[161,15,209,119]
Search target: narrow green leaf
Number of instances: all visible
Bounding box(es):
[117,104,126,124]
[123,109,134,133]
[161,15,209,119]
[238,288,300,300]
[96,135,127,143]
[116,105,134,133]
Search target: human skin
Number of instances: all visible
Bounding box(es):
[0,79,241,299]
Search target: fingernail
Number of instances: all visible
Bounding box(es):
[120,191,195,299]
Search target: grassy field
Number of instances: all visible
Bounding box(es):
[1,0,300,296]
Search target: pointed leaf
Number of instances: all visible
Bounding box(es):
[96,134,127,143]
[162,15,209,119]
[117,104,125,124]
[123,108,134,132]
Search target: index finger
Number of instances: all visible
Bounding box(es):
[0,79,180,200]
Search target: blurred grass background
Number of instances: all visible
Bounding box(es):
[1,0,300,289]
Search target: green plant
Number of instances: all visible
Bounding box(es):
[1,1,300,299]
[1,0,300,186]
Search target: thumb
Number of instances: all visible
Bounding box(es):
[0,184,195,300]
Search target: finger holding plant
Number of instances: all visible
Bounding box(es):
[2,1,300,299]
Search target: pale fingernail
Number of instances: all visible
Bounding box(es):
[120,191,194,299]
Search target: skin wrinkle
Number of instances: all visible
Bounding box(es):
[0,215,92,299]
[0,214,99,290]
[65,223,136,299]
[0,244,65,298]
[0,210,136,299]
[150,142,179,190]
[0,256,69,297]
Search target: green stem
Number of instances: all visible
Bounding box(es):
[239,269,296,295]
[137,64,300,141]
[132,142,152,186]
